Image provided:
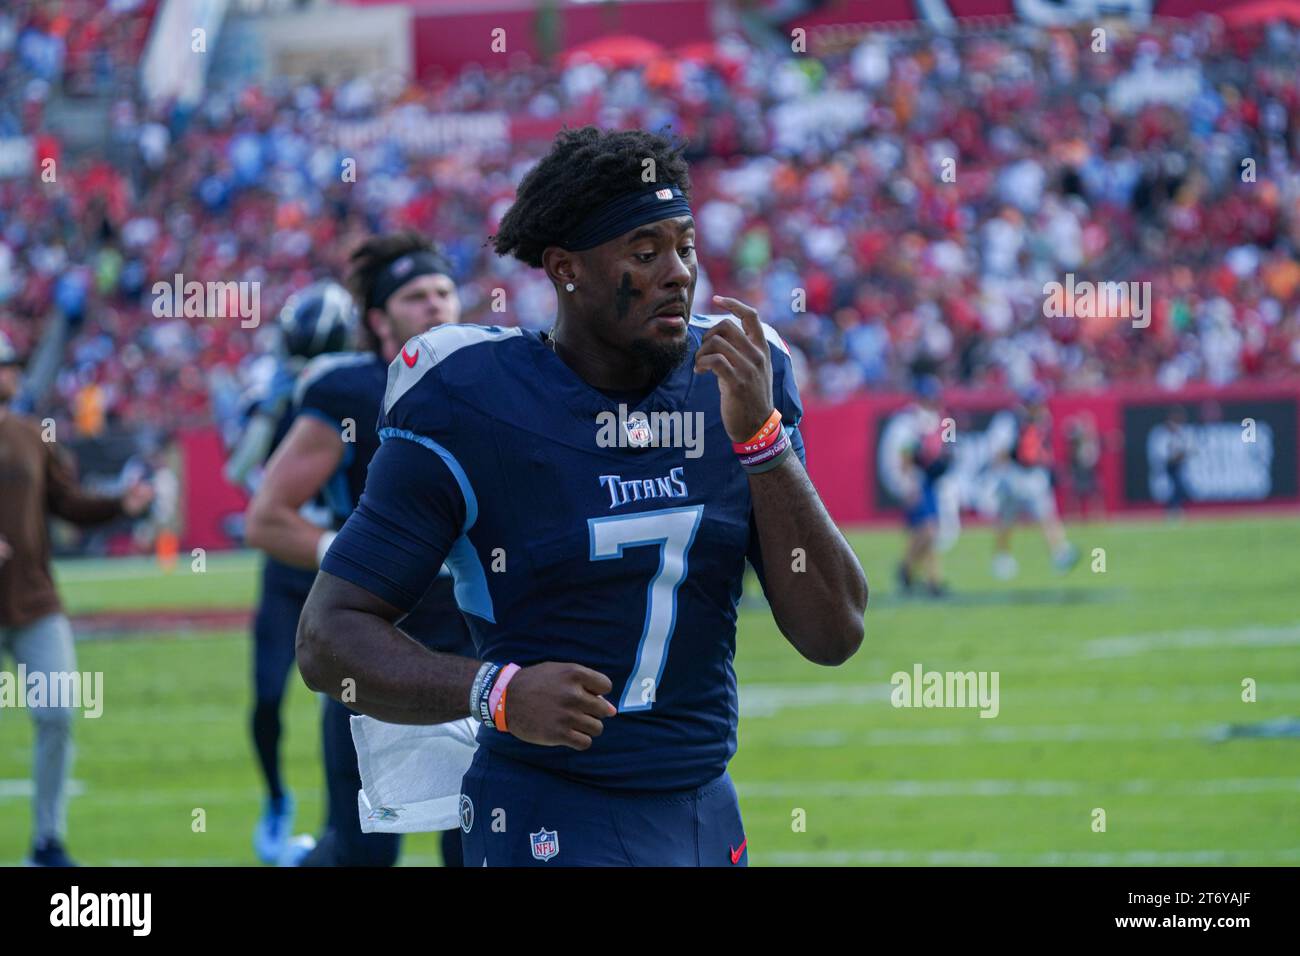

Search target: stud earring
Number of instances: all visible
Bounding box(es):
[565,282,575,292]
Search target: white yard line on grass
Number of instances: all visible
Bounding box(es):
[1084,623,1300,658]
[736,777,1300,798]
[763,848,1300,866]
[4,777,280,805]
[0,779,84,799]
[776,722,1215,748]
[740,679,1300,718]
[739,633,1300,683]
[740,683,890,716]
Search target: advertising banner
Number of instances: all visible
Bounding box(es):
[1120,394,1298,507]
[803,381,1300,527]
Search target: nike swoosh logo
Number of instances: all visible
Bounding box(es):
[401,346,419,368]
[730,837,747,865]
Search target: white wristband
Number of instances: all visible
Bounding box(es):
[315,530,338,568]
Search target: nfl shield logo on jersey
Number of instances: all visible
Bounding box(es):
[530,828,559,862]
[625,412,653,447]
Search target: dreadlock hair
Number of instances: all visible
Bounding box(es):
[345,231,439,354]
[492,127,692,268]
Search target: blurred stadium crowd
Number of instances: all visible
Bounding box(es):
[2,2,1300,440]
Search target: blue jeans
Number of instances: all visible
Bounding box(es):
[0,613,76,843]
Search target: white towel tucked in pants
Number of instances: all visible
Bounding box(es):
[350,715,479,833]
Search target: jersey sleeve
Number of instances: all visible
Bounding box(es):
[745,329,808,592]
[321,430,466,613]
[294,358,354,433]
[322,335,471,613]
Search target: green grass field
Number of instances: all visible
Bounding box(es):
[2,516,1298,865]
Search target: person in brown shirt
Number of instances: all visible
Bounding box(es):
[0,331,152,866]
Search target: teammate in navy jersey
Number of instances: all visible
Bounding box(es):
[225,280,355,864]
[298,128,869,866]
[247,233,473,867]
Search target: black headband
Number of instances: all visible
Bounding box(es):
[563,184,693,252]
[367,250,454,312]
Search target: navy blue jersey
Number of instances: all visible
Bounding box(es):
[294,352,387,530]
[322,318,805,790]
[296,349,471,655]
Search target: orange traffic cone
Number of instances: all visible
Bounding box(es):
[157,529,179,573]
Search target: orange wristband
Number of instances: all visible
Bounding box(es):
[492,684,511,732]
[490,663,521,732]
[733,408,782,454]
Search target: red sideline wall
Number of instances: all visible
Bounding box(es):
[179,429,248,553]
[180,380,1300,550]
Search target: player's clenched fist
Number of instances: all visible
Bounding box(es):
[504,662,618,751]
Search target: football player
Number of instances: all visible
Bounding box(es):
[246,234,472,867]
[225,280,356,864]
[986,384,1079,579]
[297,128,869,866]
[895,376,952,598]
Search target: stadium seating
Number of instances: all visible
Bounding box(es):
[0,12,1297,438]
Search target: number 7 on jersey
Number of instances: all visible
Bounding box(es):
[587,505,704,712]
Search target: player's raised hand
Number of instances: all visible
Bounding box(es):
[694,294,774,443]
[504,662,618,751]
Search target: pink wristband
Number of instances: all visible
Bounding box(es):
[738,425,790,469]
[487,663,521,728]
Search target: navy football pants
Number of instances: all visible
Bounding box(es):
[251,559,315,703]
[459,747,748,867]
[250,559,315,804]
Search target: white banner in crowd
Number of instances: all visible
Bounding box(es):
[0,138,34,179]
